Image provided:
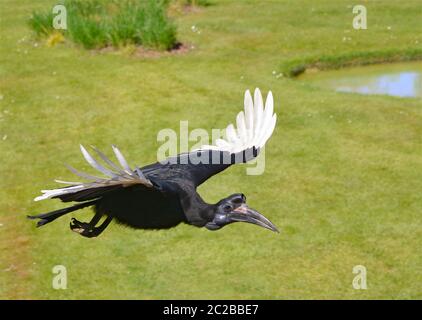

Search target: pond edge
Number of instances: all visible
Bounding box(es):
[279,47,422,78]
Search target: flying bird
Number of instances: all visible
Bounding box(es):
[28,89,278,237]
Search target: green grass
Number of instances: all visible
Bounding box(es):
[1,0,421,299]
[29,0,177,50]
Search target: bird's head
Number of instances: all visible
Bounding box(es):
[205,193,278,232]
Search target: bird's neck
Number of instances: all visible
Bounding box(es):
[179,189,215,227]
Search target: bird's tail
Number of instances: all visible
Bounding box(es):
[27,199,98,227]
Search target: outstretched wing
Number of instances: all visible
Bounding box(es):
[154,88,277,187]
[34,145,154,203]
[35,88,277,202]
[200,88,277,154]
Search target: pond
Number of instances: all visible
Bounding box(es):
[299,62,422,98]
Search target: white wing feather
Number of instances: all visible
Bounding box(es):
[34,145,152,201]
[199,88,277,154]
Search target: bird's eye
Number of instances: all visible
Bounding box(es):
[223,205,232,212]
[232,197,244,204]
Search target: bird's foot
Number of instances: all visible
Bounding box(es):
[70,218,98,238]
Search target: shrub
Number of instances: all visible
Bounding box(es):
[28,0,177,50]
[28,11,55,37]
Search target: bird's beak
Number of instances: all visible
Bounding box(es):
[229,204,279,233]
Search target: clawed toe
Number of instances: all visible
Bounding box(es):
[68,215,112,238]
[70,218,84,229]
[70,218,97,237]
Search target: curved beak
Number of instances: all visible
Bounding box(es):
[229,204,279,233]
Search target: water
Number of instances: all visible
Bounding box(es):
[299,62,422,98]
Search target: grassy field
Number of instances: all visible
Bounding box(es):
[0,0,421,299]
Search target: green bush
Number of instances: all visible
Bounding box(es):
[28,10,55,37]
[28,0,177,50]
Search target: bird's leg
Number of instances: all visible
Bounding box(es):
[70,213,112,238]
[70,211,102,232]
[70,211,109,238]
[86,216,113,238]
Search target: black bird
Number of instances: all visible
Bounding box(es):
[28,89,278,237]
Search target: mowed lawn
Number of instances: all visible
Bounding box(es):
[0,0,421,299]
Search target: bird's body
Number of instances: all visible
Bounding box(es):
[93,154,223,229]
[29,89,279,237]
[95,184,186,229]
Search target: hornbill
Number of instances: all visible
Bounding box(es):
[28,88,278,237]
